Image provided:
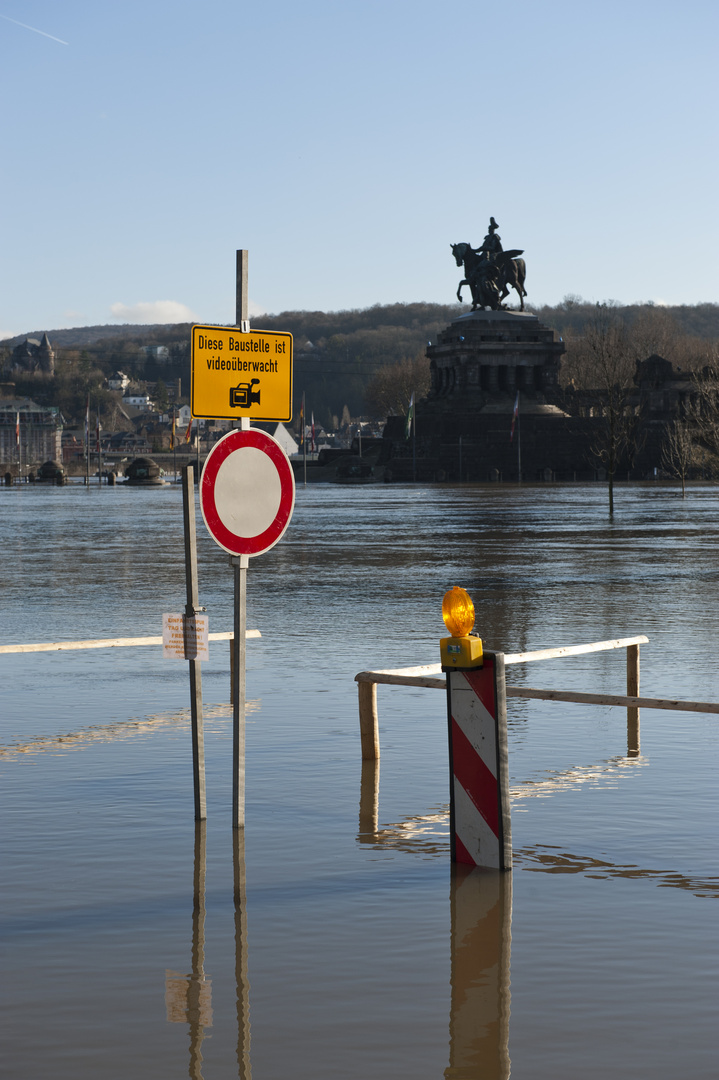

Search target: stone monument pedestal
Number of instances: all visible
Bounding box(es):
[428,309,564,402]
[384,309,591,482]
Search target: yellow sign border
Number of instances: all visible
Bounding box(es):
[190,323,293,422]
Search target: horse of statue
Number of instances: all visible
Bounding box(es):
[451,242,527,311]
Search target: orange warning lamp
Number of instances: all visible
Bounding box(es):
[440,586,484,670]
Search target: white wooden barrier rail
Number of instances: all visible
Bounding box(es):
[0,631,261,655]
[506,687,719,713]
[353,635,680,760]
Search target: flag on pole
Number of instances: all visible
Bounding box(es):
[15,410,20,447]
[299,396,304,445]
[170,410,176,450]
[510,392,519,443]
[311,412,315,452]
[185,417,193,443]
[405,391,415,439]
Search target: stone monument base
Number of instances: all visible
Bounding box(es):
[384,309,595,482]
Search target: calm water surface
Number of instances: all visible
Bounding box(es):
[1,481,717,1078]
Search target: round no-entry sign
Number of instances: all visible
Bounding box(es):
[200,428,295,556]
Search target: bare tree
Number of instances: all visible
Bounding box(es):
[563,305,640,513]
[661,420,695,496]
[364,352,430,419]
[687,357,719,461]
[628,306,682,363]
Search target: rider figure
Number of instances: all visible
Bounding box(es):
[471,217,504,308]
[475,217,503,263]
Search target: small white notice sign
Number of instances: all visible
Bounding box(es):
[163,613,210,661]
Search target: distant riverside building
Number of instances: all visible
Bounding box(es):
[122,393,152,411]
[107,371,130,391]
[10,333,55,376]
[0,397,63,465]
[140,345,169,361]
[101,431,153,456]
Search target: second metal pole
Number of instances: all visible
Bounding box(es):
[232,554,248,828]
[183,464,207,821]
[233,247,251,829]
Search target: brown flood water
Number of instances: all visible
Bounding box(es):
[1,482,717,1078]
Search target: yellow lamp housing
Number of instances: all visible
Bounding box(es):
[440,586,483,670]
[442,586,475,637]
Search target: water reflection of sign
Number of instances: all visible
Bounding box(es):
[165,971,213,1027]
[163,613,210,661]
[191,324,292,421]
[165,820,251,1077]
[165,821,215,1073]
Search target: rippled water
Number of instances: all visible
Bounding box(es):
[1,481,717,1078]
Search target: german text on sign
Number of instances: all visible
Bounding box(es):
[163,613,210,661]
[191,324,293,421]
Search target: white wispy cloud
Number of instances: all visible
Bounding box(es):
[110,300,197,324]
[0,13,68,44]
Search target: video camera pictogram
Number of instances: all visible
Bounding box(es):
[230,378,261,409]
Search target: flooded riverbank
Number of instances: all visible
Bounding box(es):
[1,482,717,1078]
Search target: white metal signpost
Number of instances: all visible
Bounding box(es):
[191,252,296,828]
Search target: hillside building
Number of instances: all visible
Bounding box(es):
[107,371,130,391]
[10,333,55,376]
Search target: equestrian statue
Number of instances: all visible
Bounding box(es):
[451,217,527,311]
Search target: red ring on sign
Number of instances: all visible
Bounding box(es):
[200,429,295,556]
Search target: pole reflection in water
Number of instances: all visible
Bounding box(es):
[357,759,380,839]
[446,866,512,1080]
[357,765,512,1079]
[233,827,252,1080]
[165,821,213,1080]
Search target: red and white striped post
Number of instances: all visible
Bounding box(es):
[445,654,512,869]
[440,587,512,870]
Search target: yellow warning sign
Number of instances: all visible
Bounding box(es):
[191,324,293,421]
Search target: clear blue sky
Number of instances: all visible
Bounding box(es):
[2,0,717,337]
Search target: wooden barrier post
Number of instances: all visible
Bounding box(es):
[358,682,379,760]
[627,643,640,756]
[445,652,512,869]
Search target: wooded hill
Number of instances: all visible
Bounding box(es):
[531,298,719,342]
[5,299,719,429]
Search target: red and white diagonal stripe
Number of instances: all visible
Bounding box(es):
[449,662,502,868]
